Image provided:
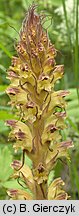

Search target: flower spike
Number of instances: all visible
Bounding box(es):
[6,5,73,200]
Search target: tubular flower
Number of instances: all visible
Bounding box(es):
[6,5,73,200]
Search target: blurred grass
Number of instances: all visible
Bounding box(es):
[0,43,12,58]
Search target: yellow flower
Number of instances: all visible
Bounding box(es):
[48,178,69,200]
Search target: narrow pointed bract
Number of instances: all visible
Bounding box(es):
[6,5,73,200]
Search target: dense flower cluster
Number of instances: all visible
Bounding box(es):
[6,5,73,199]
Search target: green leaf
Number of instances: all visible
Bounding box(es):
[66,88,79,120]
[0,106,12,111]
[67,99,79,110]
[0,43,12,58]
[48,170,55,186]
[24,155,32,169]
[0,85,7,96]
[0,146,13,182]
[0,92,6,96]
[2,179,32,194]
[2,179,33,197]
[0,110,18,120]
[67,107,79,120]
[67,117,79,133]
[0,85,7,91]
[72,165,79,197]
[51,0,63,6]
[22,0,33,9]
[0,120,9,133]
[66,88,78,101]
[1,180,22,189]
[0,65,6,73]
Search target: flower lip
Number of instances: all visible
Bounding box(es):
[20,64,29,72]
[53,65,64,73]
[38,73,49,81]
[8,189,18,196]
[44,58,55,67]
[37,163,45,173]
[11,160,21,169]
[60,140,73,148]
[11,56,19,67]
[6,87,20,95]
[15,129,26,140]
[38,43,44,52]
[47,124,57,133]
[55,111,66,118]
[57,90,70,97]
[26,101,35,108]
[55,193,68,200]
[48,44,57,56]
[8,71,19,78]
[6,120,17,127]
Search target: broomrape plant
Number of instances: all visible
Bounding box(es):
[6,5,73,200]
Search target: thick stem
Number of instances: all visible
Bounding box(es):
[35,184,45,200]
[28,120,48,199]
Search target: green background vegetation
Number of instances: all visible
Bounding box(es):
[0,0,79,199]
